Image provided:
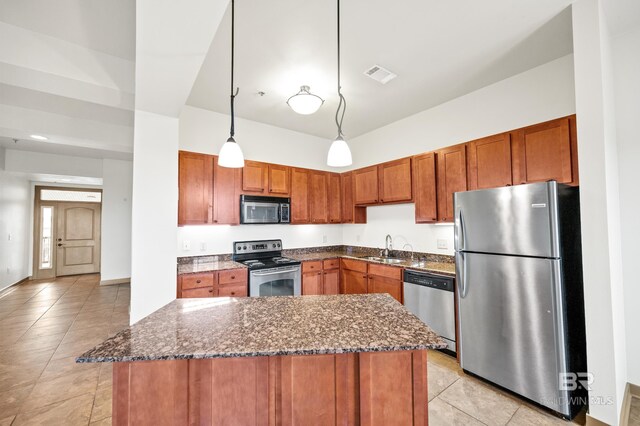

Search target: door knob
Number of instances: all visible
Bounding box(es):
[57,243,63,247]
[57,238,62,241]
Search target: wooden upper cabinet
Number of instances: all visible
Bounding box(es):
[412,152,437,223]
[178,151,213,225]
[291,168,310,224]
[341,173,354,223]
[378,158,413,203]
[512,116,577,185]
[242,160,268,194]
[436,144,468,222]
[268,164,291,196]
[327,173,342,223]
[353,166,379,205]
[309,171,329,224]
[213,156,241,225]
[467,133,513,190]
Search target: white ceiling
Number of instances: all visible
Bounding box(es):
[0,0,135,60]
[187,0,575,140]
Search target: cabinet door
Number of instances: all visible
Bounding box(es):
[340,173,354,223]
[512,117,574,185]
[213,156,241,225]
[436,144,468,222]
[291,168,310,224]
[309,171,328,224]
[302,272,323,295]
[327,173,342,223]
[242,160,268,193]
[353,166,379,205]
[379,158,412,203]
[217,283,247,297]
[178,151,213,225]
[268,164,291,196]
[367,275,402,303]
[467,133,512,190]
[413,153,437,223]
[323,269,340,295]
[340,269,368,294]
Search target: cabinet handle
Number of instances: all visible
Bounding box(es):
[230,275,235,279]
[362,275,367,279]
[196,280,201,284]
[208,289,213,293]
[230,292,236,295]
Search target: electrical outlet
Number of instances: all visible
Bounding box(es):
[322,235,328,243]
[200,242,207,251]
[183,240,191,251]
[7,233,11,241]
[437,239,448,250]
[356,235,361,242]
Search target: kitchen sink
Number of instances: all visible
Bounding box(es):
[359,256,405,264]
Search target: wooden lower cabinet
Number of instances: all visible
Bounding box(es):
[323,269,340,295]
[302,271,323,295]
[340,260,368,295]
[113,350,429,426]
[178,269,247,298]
[368,275,403,303]
[302,260,340,295]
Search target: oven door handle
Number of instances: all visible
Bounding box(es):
[252,267,300,276]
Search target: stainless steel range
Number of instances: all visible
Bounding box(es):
[233,239,301,297]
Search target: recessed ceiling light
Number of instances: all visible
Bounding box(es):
[30,134,48,141]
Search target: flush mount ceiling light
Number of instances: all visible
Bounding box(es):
[327,0,352,167]
[218,0,245,168]
[30,134,48,141]
[287,85,324,115]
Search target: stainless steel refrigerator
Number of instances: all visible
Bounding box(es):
[454,181,587,419]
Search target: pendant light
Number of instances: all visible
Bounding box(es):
[327,0,352,167]
[287,85,324,115]
[218,0,245,168]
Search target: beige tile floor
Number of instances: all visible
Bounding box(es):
[0,275,587,425]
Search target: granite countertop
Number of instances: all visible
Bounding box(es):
[77,294,447,363]
[287,251,456,276]
[177,260,246,275]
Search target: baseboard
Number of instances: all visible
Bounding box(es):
[100,277,130,286]
[586,413,610,426]
[0,276,30,298]
[620,383,640,426]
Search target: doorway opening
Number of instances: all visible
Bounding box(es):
[33,186,103,279]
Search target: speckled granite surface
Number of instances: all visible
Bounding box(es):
[77,294,447,363]
[177,260,246,275]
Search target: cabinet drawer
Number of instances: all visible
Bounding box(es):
[302,261,322,273]
[323,258,340,270]
[217,283,247,297]
[368,263,402,280]
[181,287,214,298]
[219,268,247,285]
[340,258,367,273]
[181,273,216,290]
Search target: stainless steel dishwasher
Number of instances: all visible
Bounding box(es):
[403,270,456,355]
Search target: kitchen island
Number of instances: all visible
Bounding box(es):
[78,293,446,425]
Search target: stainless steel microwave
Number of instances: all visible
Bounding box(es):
[240,195,290,224]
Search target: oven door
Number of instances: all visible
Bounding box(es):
[250,266,301,297]
[241,202,280,224]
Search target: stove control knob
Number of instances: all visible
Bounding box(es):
[272,243,276,248]
[277,243,281,247]
[243,245,247,250]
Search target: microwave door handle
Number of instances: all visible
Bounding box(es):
[252,268,299,276]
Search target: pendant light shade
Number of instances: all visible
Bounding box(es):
[219,137,245,168]
[287,85,324,115]
[327,0,352,167]
[327,136,352,167]
[219,0,245,168]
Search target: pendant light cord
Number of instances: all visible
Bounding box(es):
[229,0,239,139]
[335,0,346,137]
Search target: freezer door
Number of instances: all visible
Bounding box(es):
[454,182,560,258]
[457,252,570,415]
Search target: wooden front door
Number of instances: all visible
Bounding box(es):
[56,202,101,276]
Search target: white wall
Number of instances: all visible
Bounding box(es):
[101,159,133,282]
[0,147,31,291]
[130,111,179,323]
[343,55,576,256]
[177,106,343,257]
[4,149,103,178]
[572,0,627,423]
[612,25,640,387]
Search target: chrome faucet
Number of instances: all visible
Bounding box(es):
[384,234,393,258]
[403,243,414,261]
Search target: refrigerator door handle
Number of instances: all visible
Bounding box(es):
[455,251,467,298]
[455,209,466,251]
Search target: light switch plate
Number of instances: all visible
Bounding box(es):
[322,235,328,243]
[183,240,191,250]
[200,242,207,251]
[437,239,448,250]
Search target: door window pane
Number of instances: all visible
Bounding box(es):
[40,190,101,203]
[40,206,53,269]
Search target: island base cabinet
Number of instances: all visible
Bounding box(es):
[112,350,428,426]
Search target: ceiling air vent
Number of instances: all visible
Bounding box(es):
[363,64,397,84]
